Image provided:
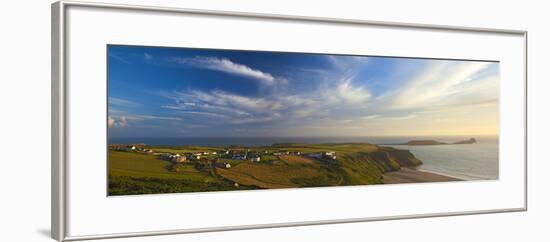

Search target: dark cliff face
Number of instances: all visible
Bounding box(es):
[362,151,402,172]
[353,147,423,173]
[378,147,423,167]
[337,146,423,184]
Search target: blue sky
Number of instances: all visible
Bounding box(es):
[108,45,500,138]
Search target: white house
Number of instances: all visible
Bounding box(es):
[249,156,261,162]
[324,151,337,159]
[171,154,187,163]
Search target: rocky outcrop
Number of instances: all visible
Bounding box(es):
[400,138,477,145]
[453,138,477,144]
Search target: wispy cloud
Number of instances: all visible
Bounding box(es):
[361,114,380,120]
[382,61,494,111]
[108,52,131,64]
[131,115,182,121]
[161,74,374,130]
[165,89,283,125]
[108,97,140,107]
[332,78,371,104]
[174,56,279,86]
[326,55,369,73]
[107,114,182,128]
[389,114,416,120]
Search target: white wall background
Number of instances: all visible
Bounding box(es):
[0,0,547,241]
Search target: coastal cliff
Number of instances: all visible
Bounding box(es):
[109,142,457,195]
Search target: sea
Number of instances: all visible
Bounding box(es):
[109,136,498,181]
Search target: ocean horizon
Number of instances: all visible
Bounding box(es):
[108,135,498,147]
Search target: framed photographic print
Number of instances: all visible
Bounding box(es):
[52,1,527,241]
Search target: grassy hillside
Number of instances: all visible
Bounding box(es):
[108,151,242,195]
[108,143,423,195]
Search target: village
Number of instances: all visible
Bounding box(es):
[108,144,338,170]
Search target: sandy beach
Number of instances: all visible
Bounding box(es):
[382,167,462,184]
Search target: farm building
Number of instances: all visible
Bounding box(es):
[161,153,187,163]
[171,154,187,163]
[323,151,337,159]
[307,152,336,160]
[123,144,146,151]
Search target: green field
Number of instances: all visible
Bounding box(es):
[108,143,422,195]
[108,151,244,195]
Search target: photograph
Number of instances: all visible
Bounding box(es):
[107,45,499,196]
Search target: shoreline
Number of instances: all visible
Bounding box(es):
[382,167,463,184]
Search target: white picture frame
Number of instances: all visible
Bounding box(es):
[51,1,527,241]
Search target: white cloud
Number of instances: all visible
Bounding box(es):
[361,114,380,120]
[108,114,181,128]
[390,114,416,120]
[108,116,115,127]
[108,116,127,128]
[175,56,277,85]
[333,78,371,104]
